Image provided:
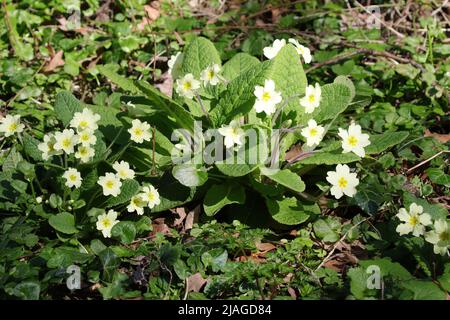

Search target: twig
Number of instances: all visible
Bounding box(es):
[315,218,370,272]
[353,0,405,38]
[306,48,425,73]
[406,150,450,173]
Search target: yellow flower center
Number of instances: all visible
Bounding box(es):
[79,148,87,156]
[183,81,192,90]
[69,174,77,181]
[8,123,17,132]
[348,136,358,147]
[308,94,315,103]
[62,138,71,148]
[309,128,318,136]
[409,215,419,226]
[338,177,348,188]
[79,120,88,129]
[81,133,89,141]
[208,70,215,79]
[119,170,127,177]
[105,180,115,189]
[101,219,111,228]
[133,198,141,206]
[147,192,155,201]
[262,91,271,102]
[439,231,449,242]
[133,128,143,136]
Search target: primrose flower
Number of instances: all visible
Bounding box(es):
[218,120,245,149]
[326,164,359,199]
[425,219,450,255]
[0,114,25,137]
[112,160,135,180]
[98,172,122,197]
[263,39,286,60]
[140,185,161,209]
[288,38,312,64]
[338,123,371,158]
[396,203,432,237]
[300,83,321,114]
[54,129,78,154]
[127,195,147,215]
[168,52,183,76]
[75,145,95,163]
[38,133,63,160]
[301,119,325,147]
[175,73,200,99]
[253,79,282,115]
[78,130,97,146]
[70,108,101,132]
[128,119,151,144]
[63,168,82,189]
[96,210,119,238]
[200,64,221,86]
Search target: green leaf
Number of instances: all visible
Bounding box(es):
[394,64,420,79]
[260,168,305,193]
[215,162,257,177]
[266,197,319,225]
[222,53,260,81]
[270,44,307,110]
[291,151,361,166]
[313,217,341,242]
[98,64,140,93]
[10,282,40,300]
[48,212,78,234]
[437,263,450,292]
[99,248,120,282]
[2,147,24,175]
[22,133,43,161]
[135,80,195,132]
[181,37,221,78]
[359,258,412,280]
[211,60,273,126]
[172,164,208,187]
[203,183,246,216]
[426,168,450,187]
[299,83,353,125]
[365,131,409,154]
[403,280,446,300]
[104,179,140,208]
[54,91,83,126]
[112,221,136,244]
[347,267,369,299]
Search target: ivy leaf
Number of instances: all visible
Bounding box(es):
[48,212,78,234]
[111,221,136,244]
[203,182,246,216]
[313,217,341,242]
[425,168,450,187]
[266,197,319,225]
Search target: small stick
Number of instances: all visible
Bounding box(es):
[406,150,450,173]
